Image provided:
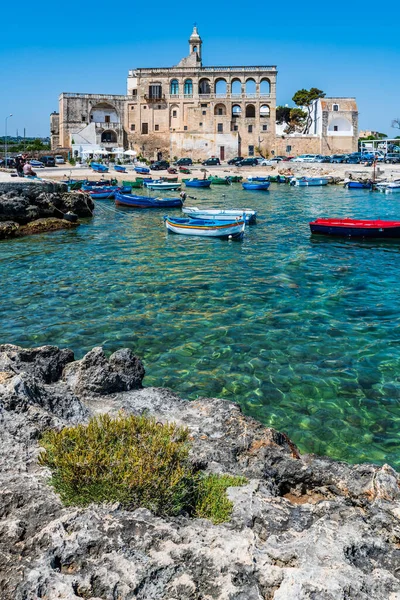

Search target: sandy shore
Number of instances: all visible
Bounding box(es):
[1,161,400,185]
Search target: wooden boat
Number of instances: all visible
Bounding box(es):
[164,216,245,238]
[344,181,372,189]
[179,167,191,174]
[248,177,269,182]
[242,181,270,190]
[161,176,178,182]
[91,162,109,173]
[182,207,257,223]
[82,184,119,192]
[134,166,150,174]
[115,192,183,208]
[114,165,127,173]
[81,179,117,187]
[122,180,143,189]
[290,177,329,187]
[184,179,212,188]
[135,177,153,183]
[208,176,231,185]
[228,176,242,183]
[385,183,400,194]
[269,175,289,183]
[90,189,116,200]
[145,181,181,191]
[375,179,400,192]
[309,218,400,238]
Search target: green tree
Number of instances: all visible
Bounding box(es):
[285,108,307,134]
[276,106,291,124]
[292,88,325,134]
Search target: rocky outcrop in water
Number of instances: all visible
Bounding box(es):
[1,344,400,599]
[0,187,93,238]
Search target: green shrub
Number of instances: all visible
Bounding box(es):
[39,414,246,522]
[194,473,247,524]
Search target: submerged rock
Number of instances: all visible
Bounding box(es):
[0,344,400,599]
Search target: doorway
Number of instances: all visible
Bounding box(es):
[220,146,225,161]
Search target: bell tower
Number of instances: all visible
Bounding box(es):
[189,25,202,63]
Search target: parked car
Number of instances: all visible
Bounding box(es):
[236,158,258,167]
[274,155,291,161]
[330,154,347,163]
[290,154,319,163]
[41,156,56,167]
[345,154,362,164]
[29,160,45,168]
[173,158,193,166]
[202,157,220,166]
[150,160,170,170]
[385,153,400,164]
[227,156,243,165]
[54,155,65,164]
[314,155,332,163]
[259,158,282,166]
[0,158,16,168]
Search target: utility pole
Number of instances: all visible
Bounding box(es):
[5,114,12,164]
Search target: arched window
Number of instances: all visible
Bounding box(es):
[101,130,117,143]
[231,79,242,95]
[193,46,197,52]
[184,79,193,95]
[170,79,179,95]
[214,103,226,116]
[215,79,227,95]
[245,79,256,95]
[199,78,211,94]
[232,104,242,117]
[260,105,270,117]
[260,79,271,95]
[245,104,255,118]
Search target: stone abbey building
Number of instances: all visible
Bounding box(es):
[51,28,358,160]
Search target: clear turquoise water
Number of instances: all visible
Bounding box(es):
[2,183,400,467]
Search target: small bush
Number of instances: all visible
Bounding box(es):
[39,414,246,522]
[194,473,247,524]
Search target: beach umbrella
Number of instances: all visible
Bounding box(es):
[124,149,137,156]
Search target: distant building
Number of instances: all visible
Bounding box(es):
[359,130,385,139]
[50,29,358,159]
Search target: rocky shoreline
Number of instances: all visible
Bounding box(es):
[1,343,400,599]
[0,184,94,239]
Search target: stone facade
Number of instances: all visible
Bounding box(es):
[50,29,358,160]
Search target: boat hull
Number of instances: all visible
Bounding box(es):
[185,180,212,188]
[114,165,127,173]
[134,166,150,174]
[291,178,329,186]
[182,207,256,223]
[385,186,400,194]
[242,182,270,190]
[115,192,183,208]
[164,216,245,238]
[145,183,181,191]
[310,218,400,238]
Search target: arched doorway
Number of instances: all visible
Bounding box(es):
[101,130,117,143]
[245,104,255,118]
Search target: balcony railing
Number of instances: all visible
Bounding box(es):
[129,66,277,76]
[94,122,123,129]
[134,92,272,102]
[144,94,166,103]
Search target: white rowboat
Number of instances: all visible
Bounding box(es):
[182,207,257,223]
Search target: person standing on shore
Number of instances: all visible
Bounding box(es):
[15,156,24,177]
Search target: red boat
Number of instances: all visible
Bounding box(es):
[309,218,400,238]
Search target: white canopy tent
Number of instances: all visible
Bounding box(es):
[124,149,137,156]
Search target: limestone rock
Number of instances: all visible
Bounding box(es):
[63,346,145,395]
[1,344,400,600]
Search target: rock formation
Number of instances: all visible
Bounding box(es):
[0,188,94,239]
[0,344,400,599]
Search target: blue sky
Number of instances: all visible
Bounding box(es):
[0,0,399,138]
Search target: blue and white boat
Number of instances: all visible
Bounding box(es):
[290,177,329,187]
[164,216,245,238]
[242,181,270,190]
[344,181,372,189]
[114,165,127,173]
[182,207,257,223]
[91,162,109,173]
[145,180,181,191]
[134,166,150,174]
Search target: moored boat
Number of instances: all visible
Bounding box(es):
[247,177,269,182]
[164,216,245,238]
[242,181,270,190]
[89,189,117,200]
[208,176,231,185]
[269,175,289,183]
[309,218,400,238]
[228,175,243,183]
[122,180,143,189]
[184,179,212,188]
[115,192,183,208]
[385,183,400,194]
[290,177,329,186]
[145,181,181,191]
[182,207,257,223]
[114,165,127,173]
[344,181,372,189]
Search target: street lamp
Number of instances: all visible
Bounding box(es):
[5,114,12,166]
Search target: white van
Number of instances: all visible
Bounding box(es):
[55,155,65,164]
[291,154,319,163]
